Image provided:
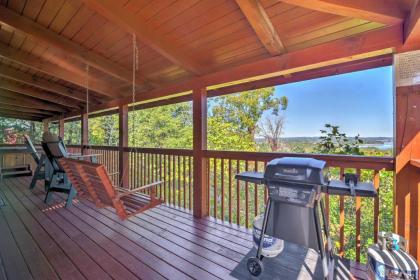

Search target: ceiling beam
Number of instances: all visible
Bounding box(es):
[236,0,286,55]
[280,0,404,25]
[54,24,403,120]
[0,106,48,118]
[0,63,88,102]
[0,104,53,116]
[404,0,420,45]
[0,6,152,87]
[81,0,208,75]
[0,78,80,109]
[0,89,69,112]
[0,112,43,121]
[0,42,120,99]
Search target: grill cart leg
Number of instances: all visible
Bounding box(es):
[314,200,330,280]
[320,198,335,279]
[247,198,272,276]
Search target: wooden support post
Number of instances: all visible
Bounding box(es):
[81,111,88,155]
[395,84,420,260]
[193,87,208,218]
[59,118,64,139]
[119,104,129,188]
[43,120,49,133]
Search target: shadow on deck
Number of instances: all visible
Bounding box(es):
[0,177,367,280]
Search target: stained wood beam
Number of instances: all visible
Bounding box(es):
[236,0,286,55]
[0,104,53,116]
[404,0,420,45]
[0,108,45,119]
[0,42,119,99]
[0,112,42,121]
[0,64,89,102]
[0,89,68,112]
[0,78,80,109]
[56,24,403,120]
[81,0,207,75]
[280,0,404,25]
[0,6,151,87]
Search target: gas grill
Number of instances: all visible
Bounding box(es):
[235,157,376,279]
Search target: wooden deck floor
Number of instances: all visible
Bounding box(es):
[0,177,367,280]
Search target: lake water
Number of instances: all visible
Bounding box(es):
[360,142,393,150]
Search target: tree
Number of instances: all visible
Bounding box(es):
[209,87,288,151]
[314,124,363,155]
[258,115,285,152]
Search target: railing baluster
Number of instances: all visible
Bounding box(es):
[245,160,249,228]
[254,160,258,217]
[236,159,240,226]
[183,155,186,209]
[172,154,176,206]
[355,168,361,262]
[213,157,217,218]
[373,170,380,243]
[178,155,181,207]
[221,158,225,221]
[189,156,192,210]
[164,154,167,203]
[339,167,345,257]
[228,159,232,223]
[207,157,210,215]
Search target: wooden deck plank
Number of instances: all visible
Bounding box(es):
[0,182,81,280]
[7,178,123,280]
[0,210,34,280]
[13,178,169,280]
[0,177,367,280]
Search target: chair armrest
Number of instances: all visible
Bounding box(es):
[117,181,163,198]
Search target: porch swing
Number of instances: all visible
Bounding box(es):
[60,34,163,220]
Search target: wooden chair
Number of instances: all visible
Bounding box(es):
[60,158,163,220]
[42,140,100,208]
[23,135,46,190]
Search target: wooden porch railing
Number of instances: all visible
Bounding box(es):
[67,145,394,263]
[203,150,394,263]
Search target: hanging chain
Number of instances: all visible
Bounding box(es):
[131,33,138,146]
[85,64,89,116]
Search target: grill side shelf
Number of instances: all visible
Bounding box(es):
[235,171,265,184]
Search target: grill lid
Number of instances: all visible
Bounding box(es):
[264,157,326,185]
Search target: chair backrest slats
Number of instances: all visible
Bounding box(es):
[24,135,40,164]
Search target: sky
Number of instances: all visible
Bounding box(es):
[268,66,394,137]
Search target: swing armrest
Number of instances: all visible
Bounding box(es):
[116,181,163,198]
[69,153,102,160]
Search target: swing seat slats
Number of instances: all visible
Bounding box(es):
[60,158,163,220]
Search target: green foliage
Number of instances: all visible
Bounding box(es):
[64,120,81,145]
[210,87,287,137]
[89,114,119,146]
[315,124,364,155]
[128,103,193,148]
[0,117,43,144]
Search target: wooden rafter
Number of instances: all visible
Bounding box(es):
[0,110,45,121]
[69,24,401,119]
[404,0,420,44]
[235,0,286,55]
[280,0,404,25]
[0,90,68,112]
[0,43,120,99]
[80,0,208,75]
[0,63,88,102]
[0,6,152,88]
[0,78,80,109]
[0,104,53,116]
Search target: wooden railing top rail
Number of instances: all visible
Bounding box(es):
[123,147,193,156]
[203,150,395,171]
[67,144,395,171]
